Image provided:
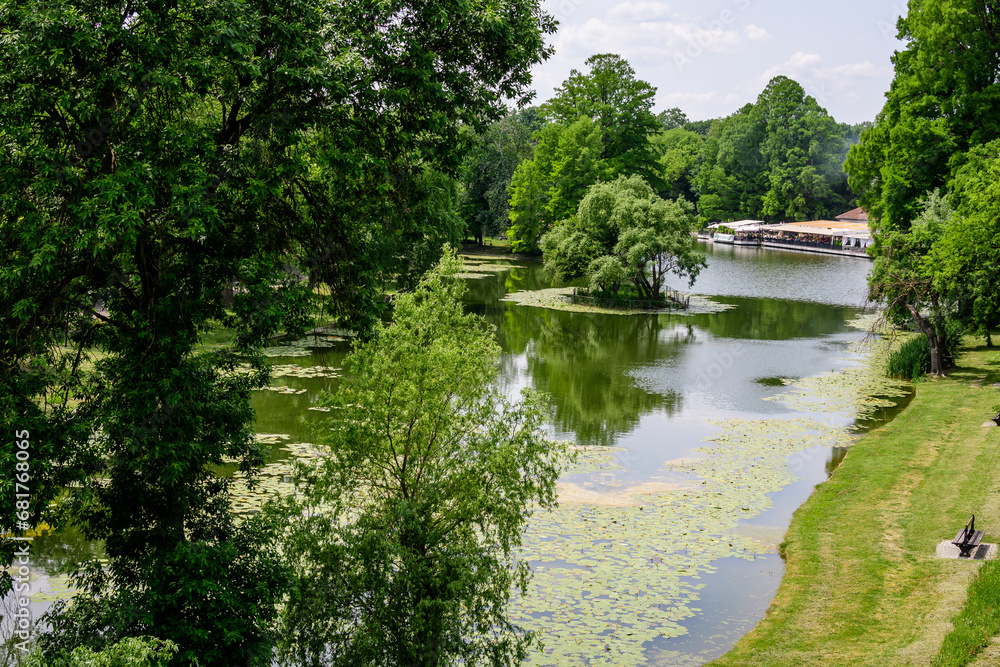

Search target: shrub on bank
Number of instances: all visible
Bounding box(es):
[570,286,688,311]
[25,637,177,667]
[887,323,964,380]
[577,285,660,302]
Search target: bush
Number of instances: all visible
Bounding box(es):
[887,321,964,380]
[577,285,659,302]
[24,637,178,667]
[887,335,930,380]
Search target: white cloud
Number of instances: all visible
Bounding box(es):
[531,0,900,124]
[746,52,891,109]
[818,61,882,79]
[722,92,746,107]
[760,51,823,81]
[744,24,771,41]
[551,3,748,66]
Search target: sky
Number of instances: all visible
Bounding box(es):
[529,0,910,125]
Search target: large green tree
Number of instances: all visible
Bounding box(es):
[656,107,690,131]
[648,127,704,201]
[693,77,854,223]
[757,76,848,221]
[541,54,662,187]
[926,140,1000,345]
[276,250,564,667]
[846,0,1000,232]
[693,106,767,222]
[846,0,1000,365]
[867,190,955,375]
[0,0,555,662]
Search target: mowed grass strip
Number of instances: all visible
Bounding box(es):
[708,340,1000,667]
[939,558,1000,665]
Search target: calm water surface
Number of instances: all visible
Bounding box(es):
[14,242,903,665]
[457,242,885,664]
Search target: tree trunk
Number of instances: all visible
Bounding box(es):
[634,273,653,300]
[905,303,945,377]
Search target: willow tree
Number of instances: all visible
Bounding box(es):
[540,175,705,299]
[278,251,563,667]
[0,0,554,662]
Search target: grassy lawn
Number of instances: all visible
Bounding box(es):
[708,339,1000,667]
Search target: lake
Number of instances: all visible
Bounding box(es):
[10,241,908,666]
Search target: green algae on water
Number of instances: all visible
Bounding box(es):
[501,287,734,317]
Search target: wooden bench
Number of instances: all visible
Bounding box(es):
[953,515,985,558]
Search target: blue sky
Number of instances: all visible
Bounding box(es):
[529,0,909,125]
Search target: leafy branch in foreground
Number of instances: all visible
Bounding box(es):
[275,249,566,667]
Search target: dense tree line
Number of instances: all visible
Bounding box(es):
[846,0,1000,374]
[460,62,864,258]
[693,76,862,224]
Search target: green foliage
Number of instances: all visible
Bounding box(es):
[507,117,607,253]
[656,107,690,131]
[507,54,674,252]
[846,1,1000,368]
[586,254,630,295]
[540,175,705,299]
[693,77,854,223]
[846,0,1000,232]
[926,140,1000,341]
[933,559,1000,666]
[459,109,539,244]
[683,119,715,136]
[276,249,565,667]
[758,77,848,221]
[648,128,704,201]
[391,166,467,291]
[886,335,930,381]
[541,54,662,187]
[25,637,178,667]
[538,222,602,279]
[697,105,768,221]
[886,322,964,381]
[868,190,957,375]
[0,0,555,661]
